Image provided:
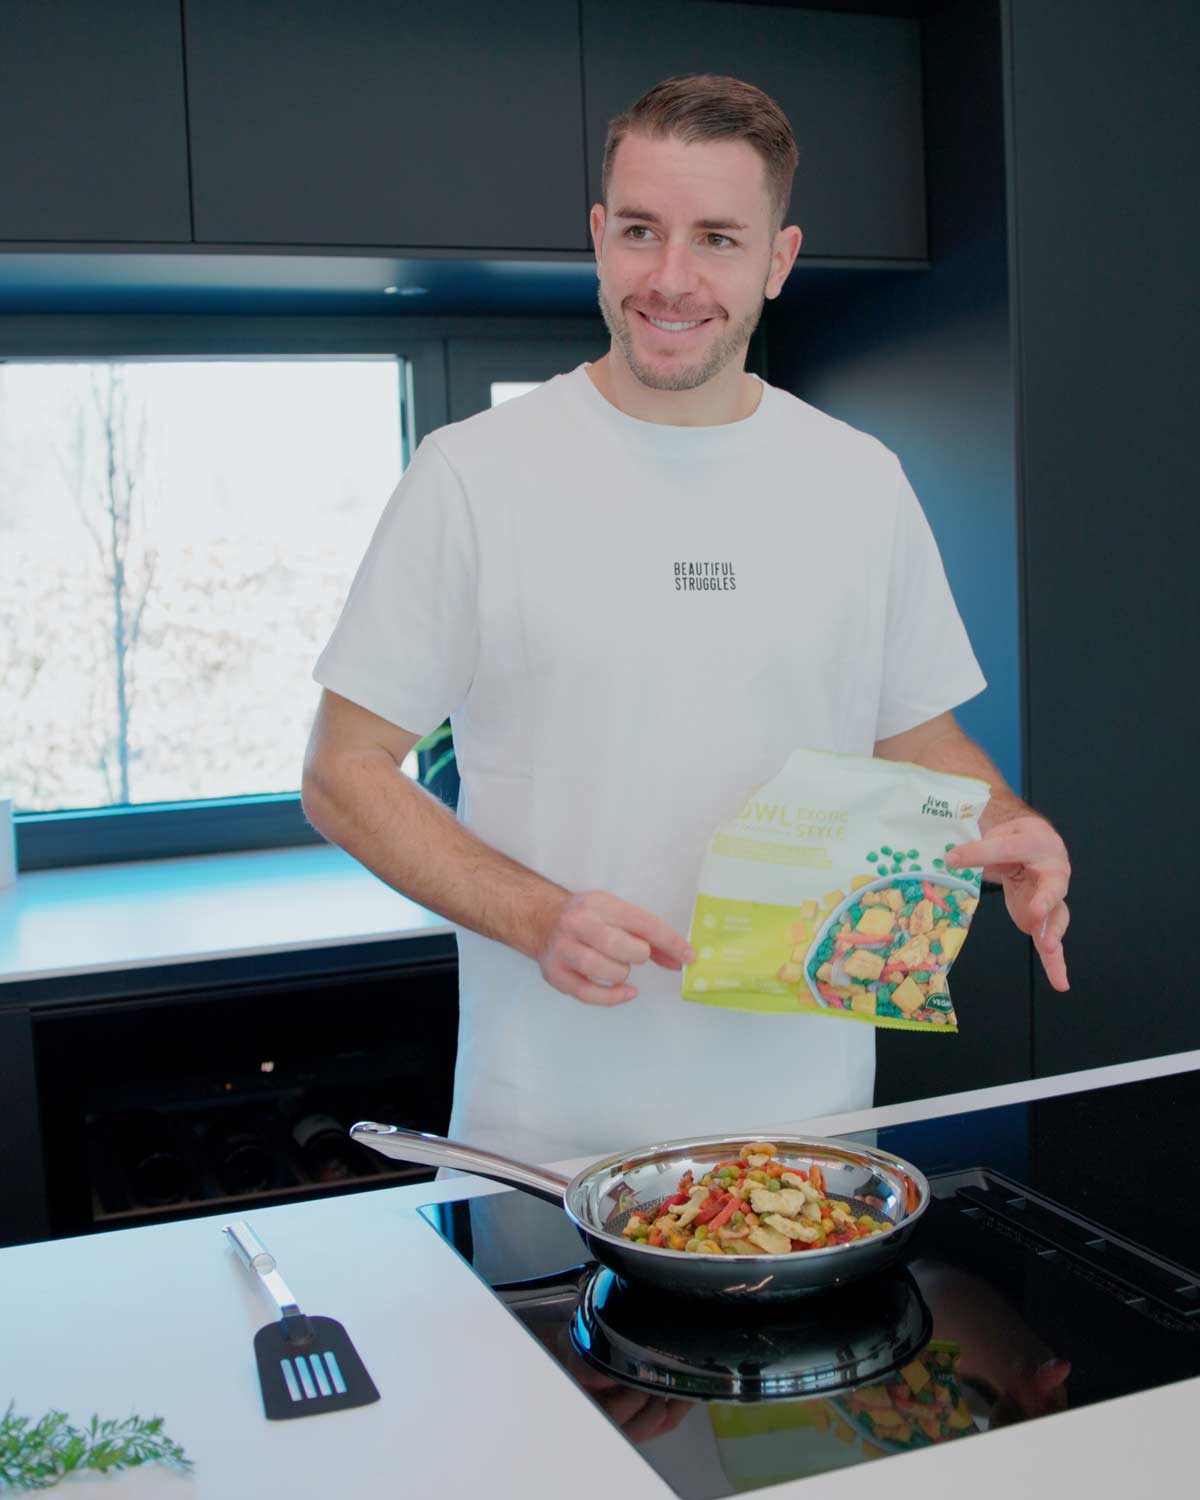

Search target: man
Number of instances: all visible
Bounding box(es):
[302,75,1070,1166]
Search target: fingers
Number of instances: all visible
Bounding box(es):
[567,976,639,1006]
[561,938,634,988]
[623,1395,692,1444]
[946,818,1070,882]
[605,895,696,968]
[541,891,697,1007]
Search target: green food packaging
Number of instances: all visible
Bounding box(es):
[681,747,990,1032]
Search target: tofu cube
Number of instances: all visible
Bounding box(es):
[843,949,885,981]
[892,977,925,1014]
[908,899,935,936]
[822,889,846,910]
[900,1360,931,1394]
[797,899,819,921]
[850,991,878,1017]
[940,926,967,962]
[856,907,896,937]
[850,874,874,891]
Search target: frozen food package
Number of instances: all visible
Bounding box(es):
[681,747,990,1031]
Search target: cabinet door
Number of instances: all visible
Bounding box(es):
[582,0,926,262]
[0,0,190,242]
[185,0,586,251]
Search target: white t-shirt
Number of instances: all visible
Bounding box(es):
[313,362,987,1164]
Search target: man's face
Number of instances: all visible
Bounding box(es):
[589,133,801,392]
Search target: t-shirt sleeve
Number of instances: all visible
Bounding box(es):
[874,462,988,741]
[312,434,479,736]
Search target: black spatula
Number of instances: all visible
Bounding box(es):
[224,1219,380,1420]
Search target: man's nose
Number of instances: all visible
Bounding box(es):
[643,239,705,300]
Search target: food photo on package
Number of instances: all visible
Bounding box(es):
[681,747,990,1032]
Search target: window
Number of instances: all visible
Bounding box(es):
[489,381,542,406]
[1,356,411,861]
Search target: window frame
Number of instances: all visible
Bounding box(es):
[5,312,608,871]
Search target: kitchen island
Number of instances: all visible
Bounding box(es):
[2,1049,1196,1499]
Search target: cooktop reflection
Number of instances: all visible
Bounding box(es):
[419,1071,1200,1498]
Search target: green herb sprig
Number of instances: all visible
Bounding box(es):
[0,1402,192,1491]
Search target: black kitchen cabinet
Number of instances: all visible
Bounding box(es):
[1,939,458,1249]
[581,0,927,261]
[1008,0,1200,1075]
[183,0,588,251]
[874,882,1032,1106]
[0,0,191,242]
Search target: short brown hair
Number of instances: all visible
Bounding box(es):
[601,74,799,236]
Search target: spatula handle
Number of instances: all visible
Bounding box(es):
[224,1220,313,1348]
[225,1219,276,1274]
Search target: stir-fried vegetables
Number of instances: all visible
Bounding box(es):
[621,1142,892,1256]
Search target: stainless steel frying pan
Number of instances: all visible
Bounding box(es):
[351,1122,930,1302]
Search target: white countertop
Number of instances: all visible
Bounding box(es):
[0,844,452,985]
[2,1049,1197,1499]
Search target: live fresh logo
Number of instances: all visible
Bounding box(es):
[922,796,953,819]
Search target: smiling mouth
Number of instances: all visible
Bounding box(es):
[635,309,714,336]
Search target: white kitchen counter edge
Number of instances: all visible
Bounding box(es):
[0,842,453,984]
[3,1049,1196,1500]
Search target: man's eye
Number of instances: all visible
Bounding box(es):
[623,226,736,248]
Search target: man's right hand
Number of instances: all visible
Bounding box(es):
[534,890,697,1006]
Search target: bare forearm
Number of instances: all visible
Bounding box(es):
[902,727,1037,834]
[301,750,568,960]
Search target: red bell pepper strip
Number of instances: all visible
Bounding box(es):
[693,1191,730,1226]
[922,881,950,912]
[708,1196,741,1232]
[658,1191,689,1212]
[838,931,892,948]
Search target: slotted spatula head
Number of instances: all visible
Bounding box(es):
[225,1220,380,1421]
[252,1314,379,1420]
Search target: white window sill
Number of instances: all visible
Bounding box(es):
[0,844,454,985]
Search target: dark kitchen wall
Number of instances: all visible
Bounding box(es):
[1006,0,1200,1075]
[768,0,1019,799]
[767,0,1032,1107]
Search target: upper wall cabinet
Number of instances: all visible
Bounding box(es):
[185,0,587,251]
[582,0,927,261]
[0,0,190,242]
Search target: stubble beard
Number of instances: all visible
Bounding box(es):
[597,276,768,392]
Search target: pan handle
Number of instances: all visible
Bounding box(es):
[350,1121,570,1207]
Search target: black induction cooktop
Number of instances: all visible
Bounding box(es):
[419,1069,1200,1498]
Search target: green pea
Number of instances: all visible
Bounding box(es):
[768,1179,782,1193]
[945,843,956,853]
[732,1211,745,1225]
[907,850,919,860]
[696,1224,708,1239]
[909,864,921,872]
[881,846,893,857]
[867,851,878,863]
[932,858,945,869]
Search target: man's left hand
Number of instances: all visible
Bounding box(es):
[944,817,1071,992]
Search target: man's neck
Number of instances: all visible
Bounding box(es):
[587,355,762,427]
